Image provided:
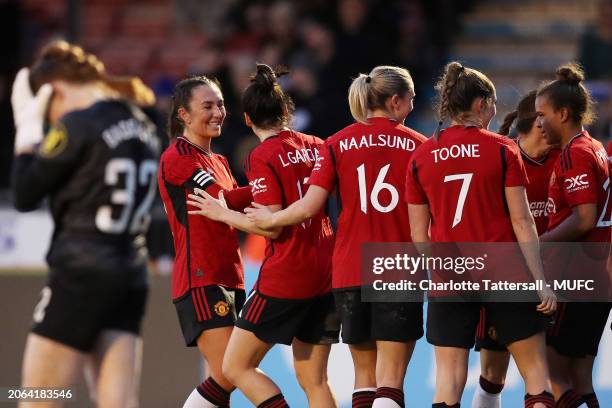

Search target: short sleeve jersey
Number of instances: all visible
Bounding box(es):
[517,142,561,235]
[547,131,611,242]
[406,126,528,242]
[245,130,334,299]
[308,117,427,288]
[158,137,244,300]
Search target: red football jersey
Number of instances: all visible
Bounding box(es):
[158,137,244,300]
[517,141,561,235]
[245,130,334,298]
[308,117,427,288]
[547,131,611,242]
[406,126,528,242]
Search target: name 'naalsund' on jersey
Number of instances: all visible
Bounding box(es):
[339,133,418,152]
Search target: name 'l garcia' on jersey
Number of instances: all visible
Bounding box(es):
[339,133,418,152]
[278,146,319,168]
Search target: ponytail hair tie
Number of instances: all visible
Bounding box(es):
[459,65,466,73]
[365,75,371,83]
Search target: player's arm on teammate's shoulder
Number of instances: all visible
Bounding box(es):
[246,185,328,230]
[12,116,85,211]
[187,190,282,238]
[186,152,282,238]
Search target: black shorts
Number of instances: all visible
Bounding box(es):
[174,285,246,347]
[547,302,611,358]
[235,291,340,346]
[31,277,148,352]
[427,301,551,349]
[475,306,508,352]
[333,288,423,344]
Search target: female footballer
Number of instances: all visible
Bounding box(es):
[472,90,560,408]
[186,63,338,408]
[404,62,556,408]
[537,63,612,408]
[247,65,427,408]
[12,40,158,408]
[158,75,252,408]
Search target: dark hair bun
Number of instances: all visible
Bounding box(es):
[556,63,584,85]
[251,63,290,92]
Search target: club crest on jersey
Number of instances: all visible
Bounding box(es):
[250,177,267,195]
[214,301,230,317]
[565,174,589,192]
[39,124,68,158]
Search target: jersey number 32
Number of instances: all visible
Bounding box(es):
[95,158,158,234]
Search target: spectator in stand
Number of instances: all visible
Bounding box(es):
[579,0,612,81]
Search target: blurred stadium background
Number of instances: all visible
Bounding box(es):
[0,0,611,406]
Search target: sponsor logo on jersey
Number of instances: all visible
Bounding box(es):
[250,177,268,195]
[214,301,230,317]
[529,201,547,218]
[39,124,68,158]
[565,173,589,192]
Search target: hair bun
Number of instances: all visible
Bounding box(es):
[251,63,290,92]
[556,63,584,85]
[446,61,465,78]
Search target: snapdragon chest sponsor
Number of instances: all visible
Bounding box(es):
[339,134,417,152]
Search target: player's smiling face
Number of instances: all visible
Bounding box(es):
[183,84,226,139]
[535,94,562,145]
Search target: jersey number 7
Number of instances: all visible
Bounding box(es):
[444,173,473,228]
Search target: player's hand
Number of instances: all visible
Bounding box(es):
[187,190,228,221]
[11,68,53,154]
[536,285,557,315]
[244,202,275,229]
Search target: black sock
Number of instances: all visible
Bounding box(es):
[479,375,504,394]
[375,387,405,408]
[258,393,289,408]
[353,389,376,408]
[524,391,555,408]
[196,377,231,407]
[557,389,586,408]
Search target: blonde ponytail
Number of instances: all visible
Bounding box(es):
[348,74,370,124]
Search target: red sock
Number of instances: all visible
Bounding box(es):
[583,393,599,408]
[557,390,586,408]
[257,393,289,408]
[524,391,555,408]
[353,389,376,408]
[196,377,231,407]
[375,387,405,407]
